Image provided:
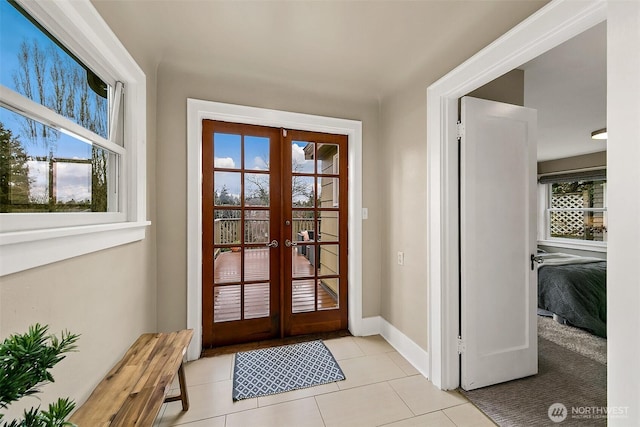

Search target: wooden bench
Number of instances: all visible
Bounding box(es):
[70,329,194,426]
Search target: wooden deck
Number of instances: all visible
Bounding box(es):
[213,248,337,322]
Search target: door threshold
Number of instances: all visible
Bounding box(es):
[201,329,352,357]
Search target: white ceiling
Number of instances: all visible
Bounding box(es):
[521,22,607,161]
[91,0,601,162]
[91,0,546,102]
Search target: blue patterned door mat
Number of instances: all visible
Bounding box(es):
[232,340,345,401]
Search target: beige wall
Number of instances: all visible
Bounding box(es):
[467,69,525,106]
[1,241,157,417]
[0,23,159,415]
[538,151,606,174]
[379,4,544,351]
[155,60,382,332]
[0,10,546,419]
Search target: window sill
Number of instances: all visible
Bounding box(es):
[537,239,607,253]
[0,221,151,276]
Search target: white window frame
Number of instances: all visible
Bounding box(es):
[0,0,149,276]
[537,176,608,253]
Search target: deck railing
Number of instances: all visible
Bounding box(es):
[214,218,315,245]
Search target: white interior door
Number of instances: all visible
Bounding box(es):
[460,96,537,391]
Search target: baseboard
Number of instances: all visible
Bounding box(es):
[355,316,430,379]
[357,316,382,336]
[379,317,430,379]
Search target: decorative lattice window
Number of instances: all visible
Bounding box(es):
[543,174,607,243]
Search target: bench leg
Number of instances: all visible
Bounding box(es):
[177,362,189,411]
[164,362,190,411]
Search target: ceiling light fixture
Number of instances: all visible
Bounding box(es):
[591,128,607,140]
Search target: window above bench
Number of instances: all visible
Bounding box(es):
[0,0,149,276]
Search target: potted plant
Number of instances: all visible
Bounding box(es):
[0,324,79,427]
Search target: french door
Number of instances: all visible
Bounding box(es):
[202,120,348,347]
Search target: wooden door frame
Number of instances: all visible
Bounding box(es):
[201,120,283,347]
[282,129,349,336]
[186,99,363,360]
[426,0,606,390]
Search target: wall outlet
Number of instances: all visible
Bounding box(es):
[397,251,404,266]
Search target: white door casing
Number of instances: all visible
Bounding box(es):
[427,0,607,390]
[186,99,363,360]
[460,97,537,390]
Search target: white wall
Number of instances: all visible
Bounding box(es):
[607,1,640,423]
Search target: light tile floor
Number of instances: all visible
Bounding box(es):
[156,335,495,427]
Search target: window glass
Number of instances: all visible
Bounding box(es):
[291,141,314,173]
[292,176,315,207]
[548,180,606,242]
[245,173,269,206]
[0,106,118,213]
[244,136,269,171]
[214,172,241,206]
[551,180,605,209]
[213,133,241,169]
[0,0,109,138]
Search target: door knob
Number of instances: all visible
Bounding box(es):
[285,239,298,247]
[530,254,543,270]
[266,240,279,248]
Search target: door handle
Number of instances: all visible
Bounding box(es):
[530,254,543,270]
[285,239,298,247]
[266,240,279,248]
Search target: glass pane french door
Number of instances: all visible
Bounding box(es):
[202,121,348,348]
[283,130,348,336]
[202,120,282,347]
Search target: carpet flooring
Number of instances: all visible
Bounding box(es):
[461,337,607,426]
[537,315,607,365]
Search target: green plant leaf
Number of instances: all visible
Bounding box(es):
[0,325,78,427]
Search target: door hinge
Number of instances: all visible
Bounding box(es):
[282,129,288,137]
[456,121,465,140]
[457,336,466,354]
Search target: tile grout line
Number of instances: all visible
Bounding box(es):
[442,408,458,426]
[385,351,414,377]
[334,352,406,392]
[385,378,419,419]
[313,395,328,427]
[168,337,441,426]
[256,383,342,408]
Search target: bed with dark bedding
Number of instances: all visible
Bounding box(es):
[537,253,607,338]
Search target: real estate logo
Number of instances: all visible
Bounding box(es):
[548,403,568,423]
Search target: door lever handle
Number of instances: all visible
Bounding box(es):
[285,239,298,247]
[530,254,544,270]
[266,240,279,248]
